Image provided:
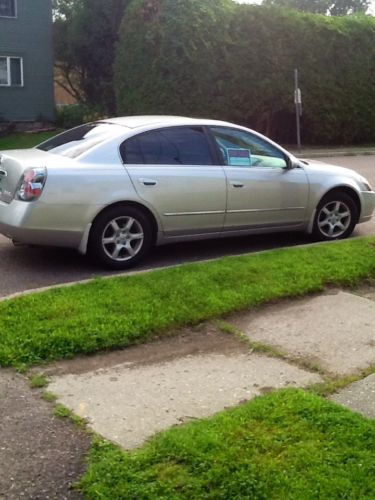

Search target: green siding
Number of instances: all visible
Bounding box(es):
[0,0,54,121]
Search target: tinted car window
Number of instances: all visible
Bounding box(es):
[121,127,213,165]
[37,123,128,158]
[210,127,287,169]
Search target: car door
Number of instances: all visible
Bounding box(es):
[120,126,226,237]
[208,126,309,231]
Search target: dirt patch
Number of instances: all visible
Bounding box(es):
[351,279,375,302]
[0,370,91,499]
[39,322,246,377]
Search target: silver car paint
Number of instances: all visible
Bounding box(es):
[0,116,374,254]
[126,164,227,236]
[302,160,374,222]
[223,164,309,230]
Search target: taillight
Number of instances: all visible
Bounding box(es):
[17,167,47,202]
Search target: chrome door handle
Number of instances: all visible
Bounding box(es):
[230,181,244,188]
[0,169,7,177]
[139,178,157,186]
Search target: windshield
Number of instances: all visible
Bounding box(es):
[36,123,128,158]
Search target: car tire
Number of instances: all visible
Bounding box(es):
[88,206,153,269]
[312,192,358,241]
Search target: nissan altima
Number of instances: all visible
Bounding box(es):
[0,116,374,269]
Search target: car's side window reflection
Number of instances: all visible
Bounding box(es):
[210,127,287,169]
[121,126,213,166]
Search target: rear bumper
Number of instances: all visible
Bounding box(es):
[0,200,83,248]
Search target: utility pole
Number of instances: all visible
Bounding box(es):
[294,68,302,151]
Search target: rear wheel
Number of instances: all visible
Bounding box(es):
[88,206,153,269]
[312,192,358,241]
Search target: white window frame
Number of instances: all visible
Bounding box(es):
[0,56,23,87]
[0,0,17,18]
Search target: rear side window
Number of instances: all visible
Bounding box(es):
[121,127,213,165]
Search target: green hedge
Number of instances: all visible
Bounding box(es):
[115,1,375,144]
[115,0,234,118]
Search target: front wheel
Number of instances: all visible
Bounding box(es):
[88,206,153,269]
[312,192,358,241]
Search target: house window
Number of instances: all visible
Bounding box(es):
[0,57,23,86]
[0,0,16,17]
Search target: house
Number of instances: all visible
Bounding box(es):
[0,0,54,122]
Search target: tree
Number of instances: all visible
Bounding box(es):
[54,0,128,113]
[262,0,370,15]
[52,0,75,19]
[262,0,330,14]
[329,0,370,15]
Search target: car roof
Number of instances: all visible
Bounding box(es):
[103,115,231,129]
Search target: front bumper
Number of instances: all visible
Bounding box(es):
[359,191,375,223]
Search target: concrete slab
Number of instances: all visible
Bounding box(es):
[230,291,375,376]
[48,352,321,449]
[331,374,375,419]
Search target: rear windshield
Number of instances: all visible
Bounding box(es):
[36,123,127,158]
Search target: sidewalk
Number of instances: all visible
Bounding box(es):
[45,285,375,449]
[1,284,374,496]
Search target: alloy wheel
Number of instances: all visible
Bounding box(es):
[317,200,351,238]
[101,216,144,262]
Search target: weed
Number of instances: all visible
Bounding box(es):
[29,373,49,389]
[54,404,72,418]
[41,391,58,403]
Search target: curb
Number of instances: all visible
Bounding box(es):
[292,150,375,159]
[0,238,352,303]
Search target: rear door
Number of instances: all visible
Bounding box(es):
[121,126,226,237]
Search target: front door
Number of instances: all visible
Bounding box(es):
[209,126,309,231]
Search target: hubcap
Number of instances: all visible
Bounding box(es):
[101,216,144,261]
[317,200,351,238]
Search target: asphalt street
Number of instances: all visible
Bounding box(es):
[0,155,374,298]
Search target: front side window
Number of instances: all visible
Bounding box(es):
[121,127,213,166]
[0,0,16,17]
[210,127,287,169]
[0,56,23,86]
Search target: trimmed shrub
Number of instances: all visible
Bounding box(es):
[55,104,107,129]
[115,2,375,145]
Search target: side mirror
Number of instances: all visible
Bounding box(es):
[283,155,294,170]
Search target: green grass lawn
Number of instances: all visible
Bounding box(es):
[0,130,59,150]
[0,237,374,368]
[79,389,375,499]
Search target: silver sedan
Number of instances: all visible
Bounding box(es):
[0,116,374,269]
